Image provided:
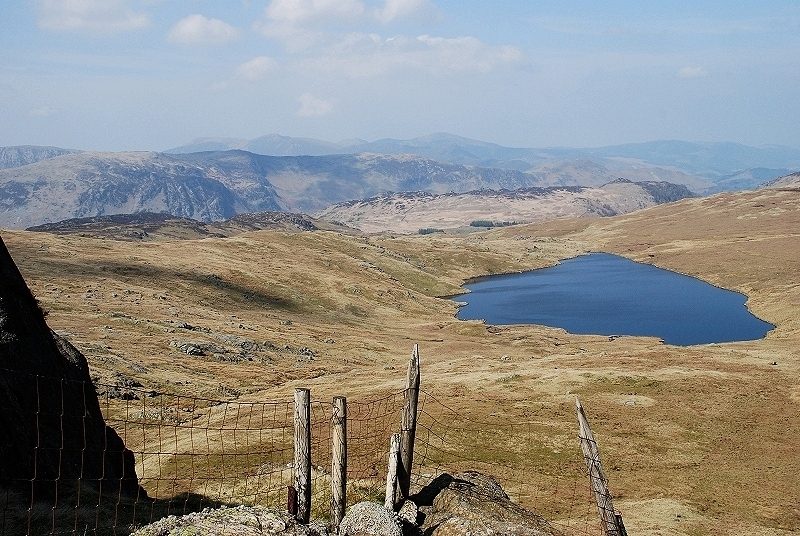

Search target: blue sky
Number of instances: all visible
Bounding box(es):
[1,0,799,151]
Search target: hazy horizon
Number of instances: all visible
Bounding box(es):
[2,1,799,151]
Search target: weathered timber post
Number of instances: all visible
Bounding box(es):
[331,396,347,531]
[385,433,401,510]
[576,398,626,536]
[294,388,312,524]
[398,344,421,499]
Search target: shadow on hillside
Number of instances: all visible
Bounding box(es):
[27,257,298,311]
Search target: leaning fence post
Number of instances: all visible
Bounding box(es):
[294,388,312,524]
[331,396,347,531]
[385,433,401,510]
[398,344,421,499]
[576,398,626,536]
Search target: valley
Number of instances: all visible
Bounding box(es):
[4,181,799,535]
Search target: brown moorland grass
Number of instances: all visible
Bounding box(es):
[2,186,798,535]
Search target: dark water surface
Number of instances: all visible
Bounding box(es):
[453,253,774,346]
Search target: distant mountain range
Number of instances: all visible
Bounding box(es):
[1,135,797,230]
[318,179,696,233]
[166,133,800,191]
[0,149,553,228]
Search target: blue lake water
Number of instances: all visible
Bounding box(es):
[453,253,774,346]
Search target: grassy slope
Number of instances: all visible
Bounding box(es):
[2,186,798,535]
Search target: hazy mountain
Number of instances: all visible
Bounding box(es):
[704,168,793,193]
[318,179,696,233]
[164,133,800,192]
[0,145,78,169]
[166,133,342,156]
[529,158,712,191]
[585,140,800,176]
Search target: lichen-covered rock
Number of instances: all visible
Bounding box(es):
[131,505,329,536]
[397,499,419,526]
[416,471,562,536]
[338,501,402,536]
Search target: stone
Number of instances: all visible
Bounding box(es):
[397,499,419,526]
[339,502,402,536]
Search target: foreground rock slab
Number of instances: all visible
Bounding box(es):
[131,505,329,536]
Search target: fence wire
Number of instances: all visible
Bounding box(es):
[411,388,603,536]
[0,368,600,536]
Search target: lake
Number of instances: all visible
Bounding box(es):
[453,253,774,346]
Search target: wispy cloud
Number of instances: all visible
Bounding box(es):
[236,56,278,81]
[36,0,150,34]
[677,66,708,79]
[265,0,365,23]
[301,33,522,78]
[297,93,333,117]
[257,0,435,50]
[374,0,432,23]
[167,14,239,45]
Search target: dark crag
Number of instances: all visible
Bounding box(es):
[0,235,141,505]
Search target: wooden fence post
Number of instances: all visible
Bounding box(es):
[385,433,401,510]
[294,388,311,524]
[331,396,347,531]
[398,344,421,499]
[576,398,626,536]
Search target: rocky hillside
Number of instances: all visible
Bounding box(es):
[764,171,800,189]
[26,211,356,241]
[318,179,695,233]
[0,149,546,228]
[0,151,263,228]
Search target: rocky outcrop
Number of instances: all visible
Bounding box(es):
[130,472,562,536]
[0,235,140,501]
[415,471,562,536]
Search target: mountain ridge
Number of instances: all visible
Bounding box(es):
[165,133,800,186]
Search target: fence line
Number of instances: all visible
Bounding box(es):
[0,362,604,536]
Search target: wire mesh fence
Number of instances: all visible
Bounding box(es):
[0,368,601,536]
[412,388,603,536]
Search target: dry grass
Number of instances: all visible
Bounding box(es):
[2,186,799,535]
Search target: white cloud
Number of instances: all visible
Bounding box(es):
[297,93,333,117]
[236,56,278,81]
[265,0,365,23]
[257,0,366,51]
[37,0,149,33]
[375,0,430,23]
[302,33,523,77]
[677,66,708,79]
[167,14,239,45]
